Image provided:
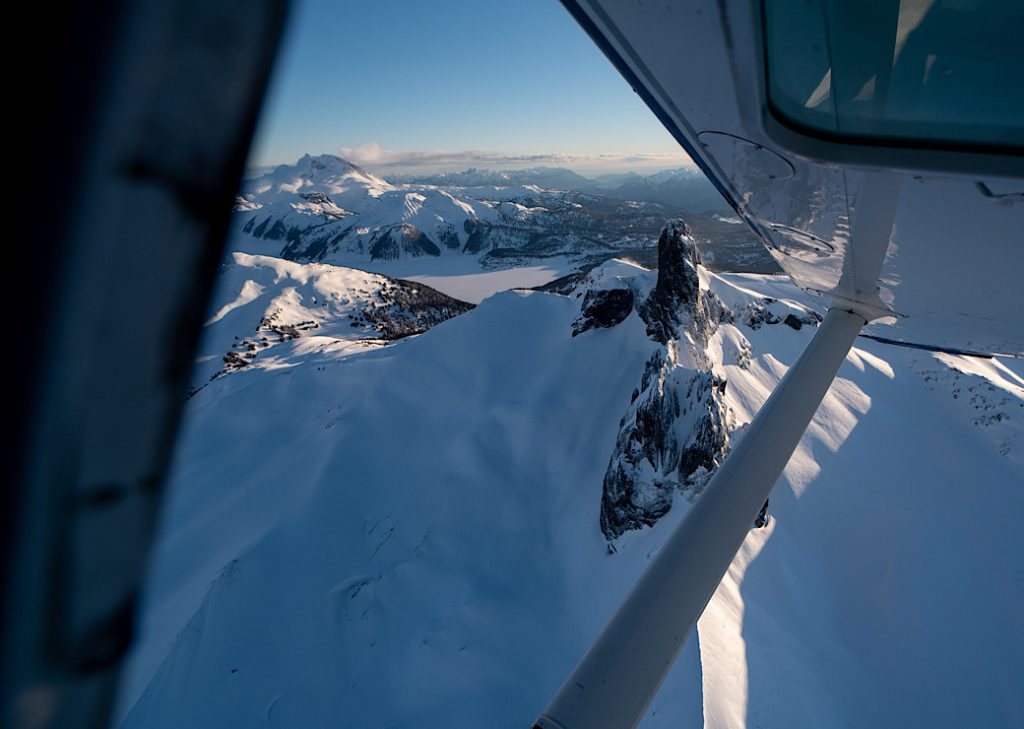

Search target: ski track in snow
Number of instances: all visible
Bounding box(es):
[116,257,1024,729]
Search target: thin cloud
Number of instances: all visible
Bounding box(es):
[336,143,693,173]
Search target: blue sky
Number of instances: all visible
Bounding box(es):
[249,0,692,175]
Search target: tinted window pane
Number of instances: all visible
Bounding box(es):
[764,0,1024,149]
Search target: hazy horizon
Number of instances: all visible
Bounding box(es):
[248,145,696,179]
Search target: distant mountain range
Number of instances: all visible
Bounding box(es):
[386,166,599,194]
[386,165,729,212]
[232,154,774,272]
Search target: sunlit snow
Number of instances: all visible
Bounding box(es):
[117,254,1024,729]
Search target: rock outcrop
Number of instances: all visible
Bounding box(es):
[639,220,703,344]
[353,279,474,339]
[598,220,733,541]
[572,288,635,336]
[368,224,441,260]
[600,347,730,540]
[563,219,820,543]
[741,298,820,331]
[638,220,731,348]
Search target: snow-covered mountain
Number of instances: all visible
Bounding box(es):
[591,170,642,189]
[117,220,1024,728]
[235,154,495,260]
[231,155,766,274]
[613,166,729,212]
[243,153,395,202]
[389,165,732,215]
[188,252,473,395]
[234,155,664,265]
[388,166,600,193]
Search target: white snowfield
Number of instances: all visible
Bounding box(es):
[230,235,575,306]
[328,252,575,305]
[117,254,1024,728]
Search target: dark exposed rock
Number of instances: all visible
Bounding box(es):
[743,299,781,329]
[783,313,804,330]
[265,220,288,240]
[789,309,822,327]
[562,219,730,343]
[636,219,730,349]
[369,224,441,260]
[530,271,586,295]
[742,298,821,331]
[638,220,702,344]
[572,288,635,336]
[599,218,741,542]
[434,223,461,250]
[600,347,730,541]
[251,216,270,238]
[258,317,318,343]
[298,191,335,205]
[753,499,769,528]
[356,280,474,339]
[596,213,821,541]
[222,351,252,370]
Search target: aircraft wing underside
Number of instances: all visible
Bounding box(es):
[564,0,1024,357]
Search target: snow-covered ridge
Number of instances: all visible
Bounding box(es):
[119,222,1023,728]
[188,252,473,394]
[387,165,726,212]
[230,154,777,275]
[234,156,661,265]
[248,153,395,200]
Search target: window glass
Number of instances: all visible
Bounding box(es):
[764,0,1024,149]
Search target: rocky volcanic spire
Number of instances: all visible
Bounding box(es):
[599,219,732,542]
[639,220,704,344]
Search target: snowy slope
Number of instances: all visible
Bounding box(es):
[117,229,1024,728]
[698,274,1024,728]
[118,279,689,729]
[189,252,473,394]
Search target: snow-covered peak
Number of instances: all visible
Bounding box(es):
[245,153,395,202]
[294,153,380,182]
[568,220,722,347]
[644,167,702,184]
[583,258,652,291]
